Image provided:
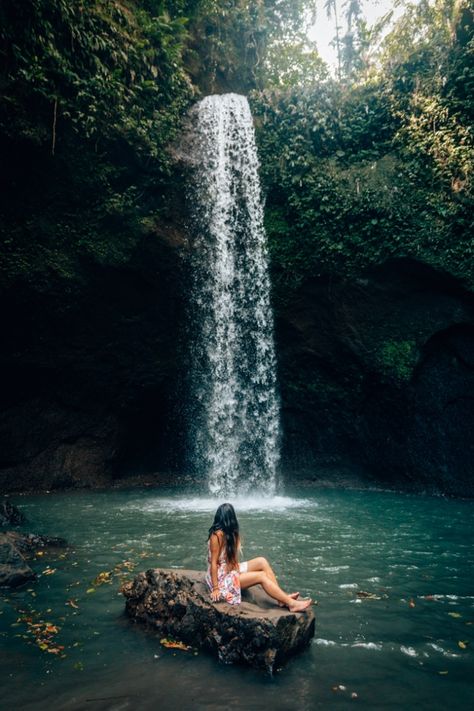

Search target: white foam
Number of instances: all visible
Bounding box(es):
[352,642,382,651]
[427,643,460,658]
[339,583,359,589]
[400,646,418,657]
[128,495,313,513]
[314,638,337,646]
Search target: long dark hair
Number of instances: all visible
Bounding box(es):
[208,503,240,570]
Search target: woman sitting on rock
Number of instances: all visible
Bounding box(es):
[205,502,312,611]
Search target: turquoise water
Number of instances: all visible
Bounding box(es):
[1,488,473,710]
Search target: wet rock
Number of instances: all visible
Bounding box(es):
[3,531,67,555]
[0,535,35,587]
[122,568,315,672]
[0,500,26,526]
[0,531,67,588]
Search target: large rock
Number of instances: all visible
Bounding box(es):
[122,568,315,672]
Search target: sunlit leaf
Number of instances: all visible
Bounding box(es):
[160,637,191,651]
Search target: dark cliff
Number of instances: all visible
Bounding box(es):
[1,231,473,496]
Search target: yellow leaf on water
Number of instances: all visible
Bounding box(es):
[160,637,191,651]
[448,612,462,618]
[86,588,95,594]
[458,641,469,649]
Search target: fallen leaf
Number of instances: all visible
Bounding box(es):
[409,599,416,608]
[86,588,95,594]
[160,637,191,651]
[438,671,449,675]
[448,612,462,618]
[42,568,57,576]
[66,599,79,609]
[92,571,112,587]
[458,641,469,649]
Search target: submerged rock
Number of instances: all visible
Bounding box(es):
[122,568,315,672]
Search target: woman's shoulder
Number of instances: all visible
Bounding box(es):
[210,529,224,540]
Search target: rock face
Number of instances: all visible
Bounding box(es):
[0,232,472,497]
[276,258,474,495]
[0,224,187,494]
[122,568,315,672]
[0,530,67,587]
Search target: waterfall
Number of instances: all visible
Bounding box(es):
[188,93,280,497]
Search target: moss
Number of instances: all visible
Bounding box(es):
[375,339,419,382]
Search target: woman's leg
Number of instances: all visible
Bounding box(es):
[239,571,311,611]
[246,557,299,601]
[246,557,278,585]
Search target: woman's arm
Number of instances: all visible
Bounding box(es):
[209,532,222,601]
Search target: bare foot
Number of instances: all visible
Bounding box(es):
[288,597,312,612]
[278,592,299,607]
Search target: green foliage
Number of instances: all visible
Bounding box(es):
[251,0,474,300]
[375,340,419,382]
[0,0,472,300]
[0,0,196,161]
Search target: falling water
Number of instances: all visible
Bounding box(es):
[187,93,280,497]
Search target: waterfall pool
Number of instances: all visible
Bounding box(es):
[1,487,473,710]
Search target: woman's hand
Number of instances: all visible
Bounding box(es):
[210,588,221,602]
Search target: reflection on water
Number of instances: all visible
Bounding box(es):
[1,487,473,710]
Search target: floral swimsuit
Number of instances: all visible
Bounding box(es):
[205,538,246,605]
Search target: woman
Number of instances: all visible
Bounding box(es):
[205,502,312,611]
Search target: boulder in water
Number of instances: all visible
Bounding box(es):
[0,500,26,526]
[0,531,67,588]
[0,535,35,587]
[122,568,315,672]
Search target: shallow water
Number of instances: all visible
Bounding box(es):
[1,487,473,710]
